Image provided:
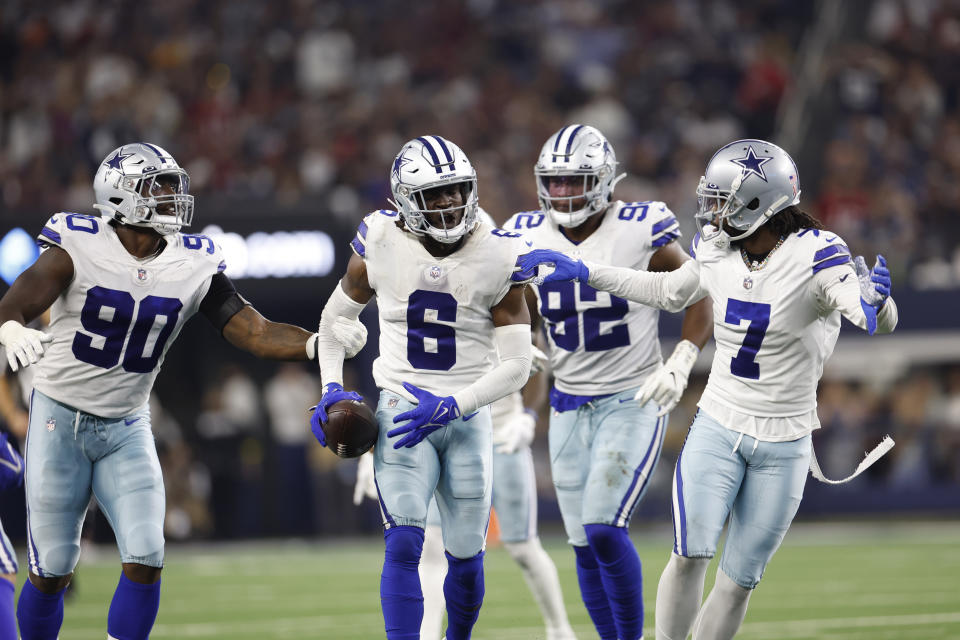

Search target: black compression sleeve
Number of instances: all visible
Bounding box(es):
[200,272,248,333]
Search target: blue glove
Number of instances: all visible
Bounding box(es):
[854,254,891,336]
[0,432,24,491]
[512,249,589,284]
[387,382,462,449]
[309,382,363,447]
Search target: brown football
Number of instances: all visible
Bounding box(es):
[322,399,378,458]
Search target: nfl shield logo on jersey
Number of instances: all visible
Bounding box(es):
[388,397,399,408]
[137,268,147,281]
[46,418,56,432]
[429,266,441,280]
[743,276,753,290]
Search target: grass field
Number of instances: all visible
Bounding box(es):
[14,520,960,639]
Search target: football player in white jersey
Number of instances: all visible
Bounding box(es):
[310,136,533,640]
[514,139,898,640]
[393,331,576,640]
[0,142,366,640]
[503,125,712,640]
[0,433,24,640]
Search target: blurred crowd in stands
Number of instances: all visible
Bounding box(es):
[2,0,959,285]
[1,0,959,542]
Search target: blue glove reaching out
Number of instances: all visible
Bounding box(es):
[388,382,463,449]
[0,432,24,491]
[309,382,363,447]
[512,249,590,285]
[854,254,891,336]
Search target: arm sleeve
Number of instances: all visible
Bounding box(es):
[814,268,898,334]
[316,281,368,385]
[583,258,706,313]
[452,324,532,415]
[199,273,249,333]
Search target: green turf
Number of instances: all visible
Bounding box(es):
[14,520,960,639]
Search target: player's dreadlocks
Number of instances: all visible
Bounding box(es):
[767,205,824,236]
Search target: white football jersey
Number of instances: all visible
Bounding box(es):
[504,201,681,396]
[694,228,856,422]
[32,213,225,417]
[351,210,529,400]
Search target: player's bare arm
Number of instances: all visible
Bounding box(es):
[341,252,376,305]
[0,247,73,371]
[492,283,531,328]
[221,305,313,360]
[0,246,73,325]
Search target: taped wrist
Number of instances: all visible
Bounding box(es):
[453,324,531,414]
[317,281,367,385]
[666,339,699,377]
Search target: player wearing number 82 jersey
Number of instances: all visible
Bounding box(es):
[504,124,713,640]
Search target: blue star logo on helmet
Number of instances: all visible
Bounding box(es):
[392,154,411,181]
[104,149,134,171]
[731,145,773,182]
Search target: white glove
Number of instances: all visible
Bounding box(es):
[307,318,368,361]
[0,320,53,372]
[528,343,549,379]
[352,451,377,505]
[635,339,699,417]
[493,409,536,454]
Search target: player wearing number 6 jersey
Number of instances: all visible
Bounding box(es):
[0,142,366,640]
[310,135,532,640]
[514,139,898,640]
[504,125,712,640]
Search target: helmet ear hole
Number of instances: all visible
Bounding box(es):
[109,197,123,205]
[746,198,760,210]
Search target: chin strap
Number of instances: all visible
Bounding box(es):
[809,435,895,484]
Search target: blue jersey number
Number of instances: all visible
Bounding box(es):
[72,287,183,372]
[539,281,630,352]
[407,290,457,370]
[724,298,770,379]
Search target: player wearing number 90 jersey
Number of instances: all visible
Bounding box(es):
[0,142,340,640]
[31,213,224,417]
[310,136,532,640]
[504,125,713,640]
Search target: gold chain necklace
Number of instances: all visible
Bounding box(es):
[740,235,785,272]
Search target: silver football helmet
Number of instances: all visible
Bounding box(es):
[695,139,800,249]
[389,136,478,244]
[535,124,625,228]
[92,142,194,235]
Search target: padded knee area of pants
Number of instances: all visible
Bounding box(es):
[41,544,81,577]
[121,524,164,566]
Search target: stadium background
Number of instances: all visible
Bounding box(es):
[0,0,958,636]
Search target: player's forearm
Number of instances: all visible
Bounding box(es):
[679,295,713,349]
[584,259,704,313]
[248,321,313,360]
[818,271,898,334]
[453,324,532,415]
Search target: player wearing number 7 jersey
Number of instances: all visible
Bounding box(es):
[514,139,898,640]
[0,142,366,640]
[504,125,712,640]
[310,135,533,640]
